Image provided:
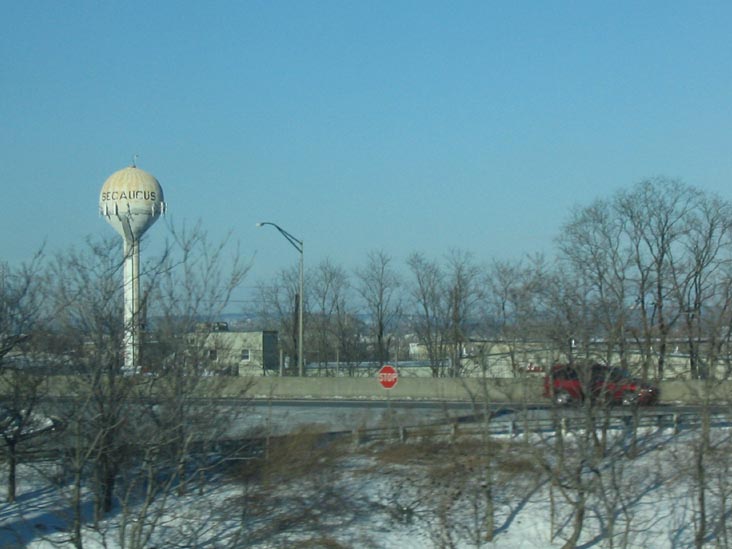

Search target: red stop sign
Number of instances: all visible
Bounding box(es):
[377,364,398,389]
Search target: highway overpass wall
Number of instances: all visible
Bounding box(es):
[242,377,732,404]
[30,376,732,404]
[244,377,544,402]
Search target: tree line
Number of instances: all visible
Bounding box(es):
[6,176,732,383]
[258,177,732,381]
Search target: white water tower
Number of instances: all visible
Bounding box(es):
[99,165,166,371]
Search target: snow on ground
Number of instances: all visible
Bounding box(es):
[1,423,729,548]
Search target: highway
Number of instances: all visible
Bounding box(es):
[220,399,730,438]
[240,399,732,438]
[244,398,478,434]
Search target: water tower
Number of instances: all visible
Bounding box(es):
[99,165,166,371]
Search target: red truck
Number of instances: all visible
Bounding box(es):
[544,363,659,406]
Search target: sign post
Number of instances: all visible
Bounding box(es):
[377,364,398,390]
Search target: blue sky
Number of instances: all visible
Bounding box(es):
[3,2,732,289]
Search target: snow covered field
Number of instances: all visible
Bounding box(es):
[1,419,730,548]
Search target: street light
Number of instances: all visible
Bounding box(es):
[256,222,304,376]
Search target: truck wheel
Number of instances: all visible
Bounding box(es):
[621,392,638,407]
[554,391,573,406]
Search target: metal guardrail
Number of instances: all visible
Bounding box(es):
[7,407,732,463]
[342,408,732,445]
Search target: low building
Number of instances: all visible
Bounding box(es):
[198,327,279,375]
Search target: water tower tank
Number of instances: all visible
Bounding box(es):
[99,166,165,240]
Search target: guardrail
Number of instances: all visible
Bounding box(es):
[343,407,732,445]
[9,406,732,463]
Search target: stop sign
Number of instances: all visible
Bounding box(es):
[377,364,399,389]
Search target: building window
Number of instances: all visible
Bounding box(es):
[241,349,250,362]
[208,349,218,361]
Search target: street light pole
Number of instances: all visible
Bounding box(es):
[256,222,304,376]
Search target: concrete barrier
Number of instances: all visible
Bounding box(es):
[194,377,732,404]
[241,376,541,401]
[23,375,732,404]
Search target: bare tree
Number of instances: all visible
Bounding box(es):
[355,250,402,368]
[669,193,732,379]
[406,252,450,377]
[0,254,44,361]
[46,236,136,525]
[558,178,732,381]
[0,368,48,503]
[484,256,548,376]
[538,264,598,366]
[309,258,352,374]
[256,265,306,374]
[42,223,253,548]
[443,249,483,377]
[558,199,634,368]
[406,251,485,377]
[0,253,50,503]
[113,222,253,546]
[551,178,732,548]
[615,178,700,379]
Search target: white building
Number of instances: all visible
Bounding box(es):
[195,325,279,375]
